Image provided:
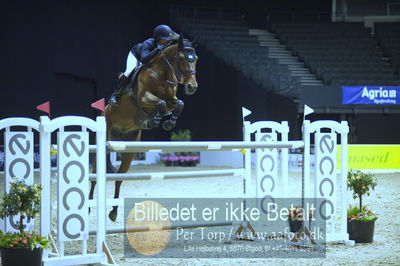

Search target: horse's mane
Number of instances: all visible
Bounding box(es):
[147,38,194,66]
[169,38,193,49]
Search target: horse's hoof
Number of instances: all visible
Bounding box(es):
[141,120,160,130]
[109,210,118,222]
[162,120,175,131]
[163,111,172,117]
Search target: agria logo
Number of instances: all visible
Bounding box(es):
[361,86,397,104]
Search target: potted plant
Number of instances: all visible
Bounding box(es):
[347,169,378,243]
[170,129,191,142]
[161,153,200,167]
[178,154,200,166]
[167,129,200,166]
[0,179,50,266]
[287,206,314,233]
[160,153,179,166]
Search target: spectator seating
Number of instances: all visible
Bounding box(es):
[375,22,400,77]
[173,18,301,98]
[270,22,400,86]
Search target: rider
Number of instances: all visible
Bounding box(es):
[109,25,179,106]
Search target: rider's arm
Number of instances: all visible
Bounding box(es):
[140,39,162,65]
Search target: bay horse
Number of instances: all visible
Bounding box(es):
[90,35,198,221]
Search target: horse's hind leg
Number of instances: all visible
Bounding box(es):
[90,111,113,208]
[108,152,136,222]
[89,153,115,200]
[89,157,96,214]
[108,129,142,222]
[89,155,97,201]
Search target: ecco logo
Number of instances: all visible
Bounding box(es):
[59,133,88,241]
[317,134,335,220]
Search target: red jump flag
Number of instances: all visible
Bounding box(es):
[36,101,51,117]
[91,98,105,112]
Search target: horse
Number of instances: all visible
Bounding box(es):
[89,34,198,221]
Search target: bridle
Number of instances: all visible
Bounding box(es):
[174,48,197,76]
[146,45,196,86]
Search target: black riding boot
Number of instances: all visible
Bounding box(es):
[109,75,129,106]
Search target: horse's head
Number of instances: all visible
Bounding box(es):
[176,35,198,95]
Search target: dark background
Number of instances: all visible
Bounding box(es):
[0,0,398,143]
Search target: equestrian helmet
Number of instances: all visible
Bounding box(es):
[153,25,178,41]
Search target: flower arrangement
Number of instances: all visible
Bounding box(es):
[347,169,377,221]
[161,129,200,166]
[287,206,314,233]
[161,155,179,166]
[0,179,49,250]
[288,206,314,221]
[179,155,200,165]
[160,154,200,166]
[0,231,49,250]
[347,205,377,221]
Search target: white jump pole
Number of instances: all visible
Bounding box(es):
[105,140,304,153]
[88,168,245,181]
[89,221,233,235]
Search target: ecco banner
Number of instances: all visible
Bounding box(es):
[342,86,399,104]
[5,132,34,232]
[57,131,89,242]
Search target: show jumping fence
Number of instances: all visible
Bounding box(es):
[0,113,352,265]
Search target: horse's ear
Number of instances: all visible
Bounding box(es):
[192,36,199,48]
[179,33,184,49]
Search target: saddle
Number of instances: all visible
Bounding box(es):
[126,65,143,90]
[120,65,151,128]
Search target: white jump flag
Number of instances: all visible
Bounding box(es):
[242,107,252,118]
[242,107,252,122]
[304,104,314,118]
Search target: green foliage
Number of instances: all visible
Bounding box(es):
[170,129,191,141]
[347,170,377,200]
[0,179,49,250]
[347,205,377,221]
[288,206,314,221]
[0,231,49,250]
[170,129,193,156]
[0,179,42,233]
[347,169,377,219]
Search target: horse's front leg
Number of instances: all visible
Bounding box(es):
[162,99,184,131]
[141,100,168,129]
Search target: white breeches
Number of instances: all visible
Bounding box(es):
[123,52,138,77]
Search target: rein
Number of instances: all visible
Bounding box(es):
[145,67,177,86]
[145,46,196,86]
[161,51,183,83]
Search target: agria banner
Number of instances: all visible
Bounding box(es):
[342,86,399,104]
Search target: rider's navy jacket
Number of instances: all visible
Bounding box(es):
[131,38,160,65]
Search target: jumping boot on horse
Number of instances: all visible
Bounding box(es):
[109,74,130,107]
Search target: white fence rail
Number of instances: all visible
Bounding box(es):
[0,113,352,265]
